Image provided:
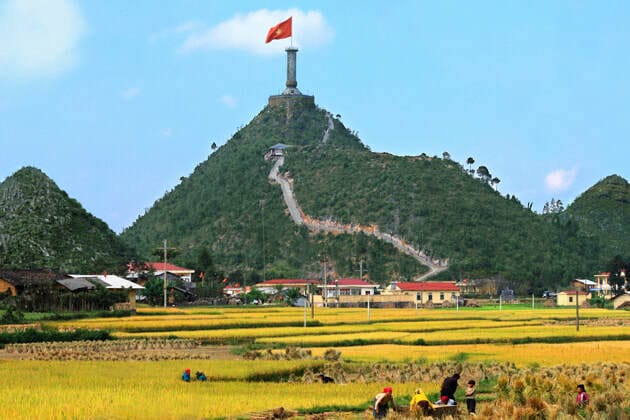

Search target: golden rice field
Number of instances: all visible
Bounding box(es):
[0,360,424,419]
[2,305,630,418]
[112,319,544,342]
[307,341,630,365]
[51,305,630,331]
[255,323,630,346]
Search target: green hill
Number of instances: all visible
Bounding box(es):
[120,99,620,292]
[284,145,600,289]
[565,175,630,260]
[0,167,135,273]
[121,101,426,284]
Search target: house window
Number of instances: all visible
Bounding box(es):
[440,292,445,301]
[428,293,433,301]
[569,296,573,303]
[416,293,421,301]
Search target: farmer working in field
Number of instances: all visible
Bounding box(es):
[409,387,434,415]
[576,384,589,407]
[440,373,460,404]
[373,387,396,418]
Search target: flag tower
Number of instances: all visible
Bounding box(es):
[283,47,300,95]
[266,17,314,109]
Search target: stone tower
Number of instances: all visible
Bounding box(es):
[268,47,315,109]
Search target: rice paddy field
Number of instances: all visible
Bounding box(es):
[1,305,629,419]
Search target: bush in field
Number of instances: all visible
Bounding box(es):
[0,328,111,346]
[0,305,25,324]
[589,295,613,309]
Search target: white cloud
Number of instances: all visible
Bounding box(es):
[161,128,173,137]
[122,87,141,100]
[174,20,203,34]
[545,168,577,192]
[149,20,202,44]
[0,0,86,80]
[179,9,333,56]
[220,94,237,109]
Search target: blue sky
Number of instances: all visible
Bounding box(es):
[1,0,629,233]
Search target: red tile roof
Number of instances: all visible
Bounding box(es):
[144,262,194,273]
[394,282,459,292]
[256,279,321,286]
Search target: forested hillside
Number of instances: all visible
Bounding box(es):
[284,147,601,290]
[120,102,425,284]
[120,99,627,292]
[565,175,630,260]
[0,167,134,273]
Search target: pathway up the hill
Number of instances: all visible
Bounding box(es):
[268,146,448,281]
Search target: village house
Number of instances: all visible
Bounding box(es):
[0,269,70,297]
[223,285,246,296]
[70,274,144,310]
[0,269,142,311]
[384,281,461,305]
[320,278,379,298]
[572,278,597,292]
[253,278,320,295]
[455,278,479,295]
[556,290,590,306]
[128,262,195,283]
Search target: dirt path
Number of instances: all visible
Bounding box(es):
[321,113,334,144]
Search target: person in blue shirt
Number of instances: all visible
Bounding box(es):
[196,371,207,381]
[182,368,191,382]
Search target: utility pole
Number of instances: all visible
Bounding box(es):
[303,290,307,327]
[359,260,363,279]
[310,282,314,319]
[163,239,167,308]
[260,199,266,281]
[575,288,580,331]
[323,257,327,308]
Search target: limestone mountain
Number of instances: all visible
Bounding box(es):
[121,101,424,284]
[120,99,618,293]
[565,175,630,259]
[0,167,134,273]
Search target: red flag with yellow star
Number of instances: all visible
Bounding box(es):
[265,17,292,43]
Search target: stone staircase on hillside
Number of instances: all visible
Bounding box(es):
[268,155,448,281]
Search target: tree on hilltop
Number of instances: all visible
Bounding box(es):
[542,198,564,214]
[466,157,475,175]
[477,165,491,183]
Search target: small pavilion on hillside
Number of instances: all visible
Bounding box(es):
[264,143,290,160]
